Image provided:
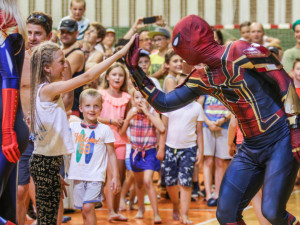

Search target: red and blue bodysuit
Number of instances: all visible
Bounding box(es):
[126,15,300,225]
[0,13,29,225]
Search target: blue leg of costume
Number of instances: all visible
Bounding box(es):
[217,129,299,225]
[0,32,29,224]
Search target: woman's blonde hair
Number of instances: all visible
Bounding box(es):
[101,62,128,92]
[30,41,61,136]
[0,0,27,41]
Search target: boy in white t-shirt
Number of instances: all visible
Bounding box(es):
[157,74,204,224]
[68,89,120,225]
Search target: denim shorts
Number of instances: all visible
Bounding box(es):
[125,158,132,171]
[162,145,197,187]
[130,148,160,172]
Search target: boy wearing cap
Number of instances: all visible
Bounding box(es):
[148,27,171,84]
[138,50,162,91]
[58,0,89,40]
[282,20,300,75]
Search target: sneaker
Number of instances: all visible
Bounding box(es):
[207,198,218,207]
[192,188,199,198]
[95,201,103,209]
[27,200,37,220]
[144,195,151,205]
[63,209,76,214]
[199,189,206,197]
[192,182,200,198]
[62,216,71,223]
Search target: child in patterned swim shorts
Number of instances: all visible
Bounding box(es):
[157,74,204,224]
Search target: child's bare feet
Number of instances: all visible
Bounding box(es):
[135,208,145,219]
[181,215,192,224]
[172,209,180,221]
[154,214,162,224]
[129,203,138,210]
[108,213,128,222]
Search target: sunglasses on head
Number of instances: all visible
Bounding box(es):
[80,123,97,129]
[27,14,51,32]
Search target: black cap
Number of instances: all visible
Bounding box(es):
[59,19,78,32]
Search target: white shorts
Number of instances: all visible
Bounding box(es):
[203,127,231,159]
[73,180,104,209]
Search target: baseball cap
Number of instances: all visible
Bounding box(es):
[139,49,150,58]
[293,20,300,31]
[106,28,115,34]
[59,19,78,32]
[148,27,170,39]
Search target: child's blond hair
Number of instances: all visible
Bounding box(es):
[70,0,86,8]
[79,88,102,106]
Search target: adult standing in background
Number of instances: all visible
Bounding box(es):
[249,22,280,47]
[59,19,85,117]
[83,22,106,70]
[282,20,300,75]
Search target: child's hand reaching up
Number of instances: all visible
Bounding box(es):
[117,34,138,57]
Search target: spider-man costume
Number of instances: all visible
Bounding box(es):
[0,14,29,225]
[126,15,300,225]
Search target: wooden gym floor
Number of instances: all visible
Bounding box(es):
[25,183,300,225]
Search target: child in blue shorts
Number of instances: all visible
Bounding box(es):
[68,89,120,225]
[120,89,165,223]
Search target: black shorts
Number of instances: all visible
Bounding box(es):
[18,140,34,185]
